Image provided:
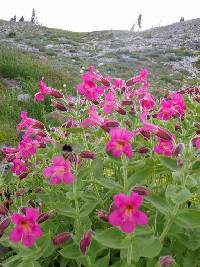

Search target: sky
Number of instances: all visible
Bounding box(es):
[0,0,199,32]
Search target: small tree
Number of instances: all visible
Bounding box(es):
[19,16,24,22]
[180,17,185,22]
[137,14,142,30]
[31,8,36,23]
[10,15,16,23]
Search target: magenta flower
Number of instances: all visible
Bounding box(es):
[18,138,38,159]
[81,105,104,128]
[192,136,200,149]
[109,192,148,233]
[77,73,104,101]
[106,128,133,158]
[140,93,155,111]
[34,80,49,102]
[17,112,44,131]
[9,208,43,247]
[154,139,174,157]
[43,156,75,185]
[11,158,28,176]
[103,91,117,114]
[113,79,125,90]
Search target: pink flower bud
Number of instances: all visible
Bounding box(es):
[126,78,136,87]
[0,217,10,234]
[115,106,126,115]
[173,143,184,157]
[0,204,8,215]
[132,186,151,196]
[19,172,29,180]
[122,100,133,106]
[138,146,149,154]
[37,212,51,223]
[156,128,173,141]
[159,255,175,267]
[96,210,108,222]
[20,207,27,214]
[53,101,67,111]
[194,123,200,129]
[33,187,43,193]
[28,199,35,208]
[48,89,63,98]
[52,232,71,246]
[79,151,96,160]
[80,230,93,254]
[16,188,26,197]
[32,121,45,129]
[100,77,110,87]
[140,130,151,139]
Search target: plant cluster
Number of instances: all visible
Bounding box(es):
[0,66,200,267]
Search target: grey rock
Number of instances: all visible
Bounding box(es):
[17,93,31,102]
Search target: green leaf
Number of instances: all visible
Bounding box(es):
[52,203,76,218]
[175,209,200,228]
[92,159,103,178]
[132,235,162,258]
[80,199,98,217]
[165,185,191,204]
[128,167,153,187]
[191,160,200,173]
[146,194,170,215]
[2,255,21,267]
[95,253,110,267]
[59,243,82,259]
[97,178,122,191]
[158,156,179,171]
[93,228,130,249]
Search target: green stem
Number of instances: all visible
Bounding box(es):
[73,178,81,235]
[159,204,179,242]
[121,155,128,192]
[127,243,133,266]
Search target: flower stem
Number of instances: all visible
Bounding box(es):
[159,204,179,242]
[122,155,128,192]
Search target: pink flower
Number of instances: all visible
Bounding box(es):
[43,156,75,185]
[109,192,148,233]
[11,158,28,176]
[154,139,174,157]
[81,105,104,128]
[140,93,155,111]
[192,136,200,149]
[77,73,104,101]
[9,208,43,247]
[17,112,44,131]
[113,79,125,90]
[103,91,117,114]
[18,138,38,159]
[34,80,49,102]
[106,128,133,158]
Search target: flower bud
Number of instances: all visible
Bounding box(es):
[96,210,108,222]
[0,217,10,234]
[79,151,96,160]
[37,212,51,224]
[140,130,151,139]
[100,77,110,87]
[80,230,93,254]
[159,255,175,267]
[126,78,136,87]
[52,232,72,246]
[129,107,136,115]
[173,143,184,157]
[156,128,173,141]
[28,199,35,208]
[132,186,151,196]
[175,124,181,131]
[0,204,8,215]
[48,89,63,98]
[194,123,200,129]
[53,101,67,111]
[122,100,133,106]
[115,106,126,115]
[16,188,26,197]
[33,187,43,193]
[20,207,27,214]
[138,146,149,154]
[32,121,45,130]
[19,172,29,180]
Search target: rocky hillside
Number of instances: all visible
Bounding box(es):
[0,18,200,92]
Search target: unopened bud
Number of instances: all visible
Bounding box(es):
[0,217,10,234]
[173,143,184,157]
[0,204,8,215]
[52,232,72,246]
[126,78,136,87]
[122,100,133,106]
[132,186,151,196]
[100,77,110,87]
[177,158,184,167]
[138,146,149,154]
[48,89,63,98]
[28,200,35,208]
[96,210,108,222]
[79,151,96,160]
[53,101,67,111]
[32,121,45,130]
[33,187,43,193]
[16,188,26,197]
[159,255,175,267]
[194,123,200,129]
[175,124,181,131]
[156,128,173,141]
[80,230,93,254]
[19,172,29,180]
[37,212,51,223]
[115,106,126,115]
[140,130,151,139]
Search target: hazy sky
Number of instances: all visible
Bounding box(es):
[0,0,199,32]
